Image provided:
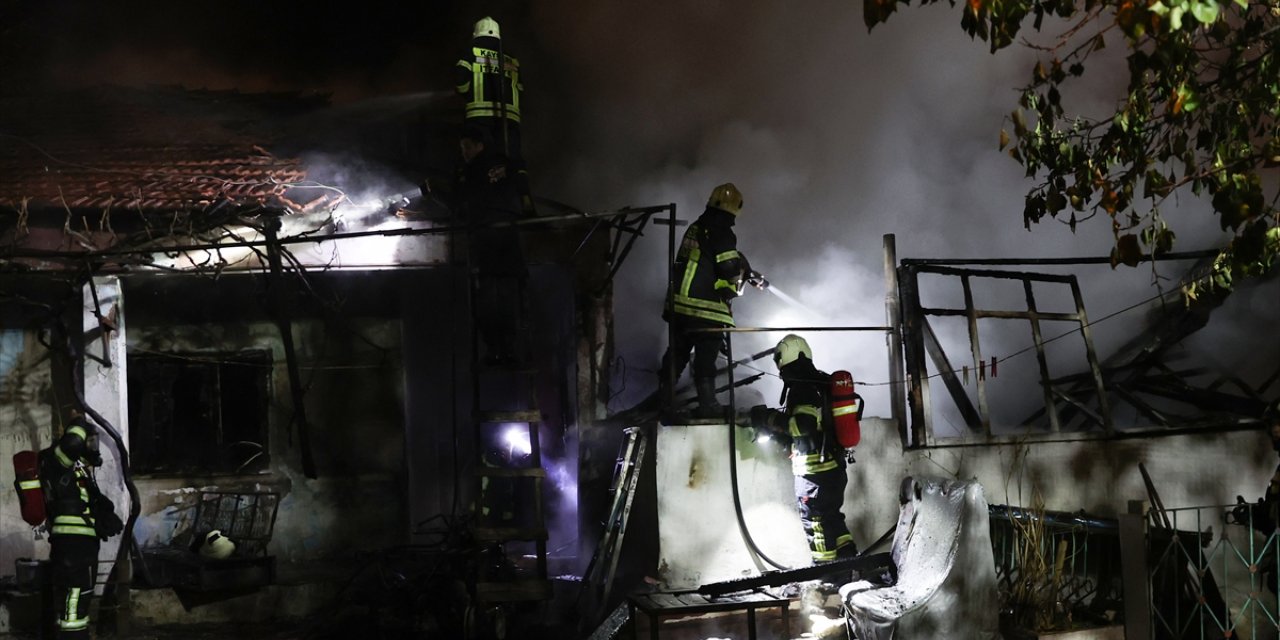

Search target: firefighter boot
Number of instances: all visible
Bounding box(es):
[694,377,723,420]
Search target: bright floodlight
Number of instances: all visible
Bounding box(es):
[503,425,532,455]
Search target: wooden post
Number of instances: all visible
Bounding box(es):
[1120,500,1151,640]
[883,234,908,448]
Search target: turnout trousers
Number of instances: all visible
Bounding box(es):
[48,535,98,639]
[795,464,856,562]
[659,314,726,383]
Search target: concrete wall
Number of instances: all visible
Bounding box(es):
[0,282,409,631]
[125,316,407,563]
[0,328,55,580]
[656,423,811,589]
[654,416,1275,588]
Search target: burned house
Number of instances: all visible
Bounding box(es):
[0,86,630,636]
[1,81,1278,640]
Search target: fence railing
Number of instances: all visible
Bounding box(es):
[988,506,1123,632]
[1149,503,1280,640]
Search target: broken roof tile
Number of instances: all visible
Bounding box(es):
[0,87,331,215]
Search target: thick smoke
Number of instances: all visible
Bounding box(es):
[525,0,1264,423]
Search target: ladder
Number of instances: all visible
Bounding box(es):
[470,280,551,604]
[581,427,647,619]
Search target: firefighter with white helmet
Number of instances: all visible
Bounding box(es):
[750,334,857,564]
[455,16,534,215]
[658,182,760,418]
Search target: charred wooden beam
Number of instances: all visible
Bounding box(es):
[262,217,317,479]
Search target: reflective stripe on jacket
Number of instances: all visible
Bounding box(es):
[666,208,743,326]
[455,42,522,123]
[43,428,97,538]
[781,363,840,475]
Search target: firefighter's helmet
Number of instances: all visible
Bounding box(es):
[474,16,500,39]
[199,530,236,560]
[707,183,744,216]
[774,334,812,368]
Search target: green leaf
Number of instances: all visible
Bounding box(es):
[1190,0,1218,24]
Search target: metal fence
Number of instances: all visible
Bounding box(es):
[1149,504,1280,639]
[988,506,1123,632]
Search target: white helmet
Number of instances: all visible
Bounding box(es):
[473,16,500,39]
[774,334,812,368]
[199,530,236,560]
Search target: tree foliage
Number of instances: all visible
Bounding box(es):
[865,0,1280,295]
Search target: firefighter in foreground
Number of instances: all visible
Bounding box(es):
[40,410,123,638]
[749,334,857,563]
[455,16,534,216]
[658,182,763,418]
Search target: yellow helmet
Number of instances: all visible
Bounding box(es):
[773,334,812,368]
[473,16,501,39]
[707,182,744,215]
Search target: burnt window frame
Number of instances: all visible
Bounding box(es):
[126,349,272,476]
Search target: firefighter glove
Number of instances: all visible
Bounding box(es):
[749,405,776,432]
[91,492,124,540]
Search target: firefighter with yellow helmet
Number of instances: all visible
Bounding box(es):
[659,182,761,418]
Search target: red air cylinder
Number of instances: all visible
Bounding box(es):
[830,370,864,448]
[12,450,46,527]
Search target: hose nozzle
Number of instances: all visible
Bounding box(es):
[746,270,769,291]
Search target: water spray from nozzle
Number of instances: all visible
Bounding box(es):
[764,283,823,318]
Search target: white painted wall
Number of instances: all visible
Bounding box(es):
[654,417,1275,589]
[0,328,55,590]
[656,423,812,589]
[82,276,130,596]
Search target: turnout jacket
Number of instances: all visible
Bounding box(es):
[764,358,842,475]
[666,207,746,326]
[455,35,522,124]
[39,423,99,538]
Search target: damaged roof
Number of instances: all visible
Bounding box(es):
[0,87,339,215]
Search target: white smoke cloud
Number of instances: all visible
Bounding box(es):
[526,0,1264,423]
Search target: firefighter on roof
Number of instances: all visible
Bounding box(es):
[659,182,761,418]
[750,334,857,563]
[39,410,123,639]
[456,16,534,216]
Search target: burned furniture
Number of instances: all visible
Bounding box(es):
[139,491,279,592]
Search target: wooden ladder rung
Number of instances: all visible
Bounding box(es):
[478,410,541,423]
[476,466,546,478]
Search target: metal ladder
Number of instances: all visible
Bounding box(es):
[581,427,647,620]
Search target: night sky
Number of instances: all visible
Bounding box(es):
[3,1,1272,417]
